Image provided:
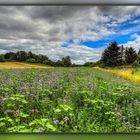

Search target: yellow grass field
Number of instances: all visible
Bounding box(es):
[0,62,49,69]
[94,66,140,84]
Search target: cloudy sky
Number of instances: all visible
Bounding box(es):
[0,6,140,64]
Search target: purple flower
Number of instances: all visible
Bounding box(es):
[39,127,45,132]
[14,110,20,115]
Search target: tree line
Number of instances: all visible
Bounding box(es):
[84,41,140,67]
[0,41,139,67]
[100,41,139,67]
[0,51,72,67]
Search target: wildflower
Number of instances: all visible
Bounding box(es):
[31,109,35,112]
[122,115,126,120]
[53,119,59,125]
[63,116,69,122]
[117,112,126,120]
[4,109,11,114]
[31,109,39,113]
[39,127,45,132]
[88,82,96,89]
[126,121,132,129]
[117,112,122,116]
[35,109,40,113]
[14,110,20,115]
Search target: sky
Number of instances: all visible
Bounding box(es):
[0,6,140,64]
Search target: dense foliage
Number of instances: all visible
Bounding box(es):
[1,51,72,67]
[125,47,137,65]
[100,42,138,67]
[132,49,140,68]
[0,55,5,62]
[0,68,139,133]
[101,42,123,67]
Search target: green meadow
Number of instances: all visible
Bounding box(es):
[0,67,139,133]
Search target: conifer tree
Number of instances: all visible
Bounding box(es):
[125,47,137,64]
[101,42,122,66]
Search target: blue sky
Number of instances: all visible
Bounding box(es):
[62,16,140,49]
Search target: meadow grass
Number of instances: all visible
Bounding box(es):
[0,68,139,133]
[94,66,140,84]
[0,62,49,69]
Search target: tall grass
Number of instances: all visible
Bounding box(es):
[95,67,140,84]
[0,62,49,69]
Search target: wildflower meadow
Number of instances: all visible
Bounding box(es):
[0,67,139,133]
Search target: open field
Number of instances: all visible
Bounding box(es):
[0,68,139,133]
[0,62,49,69]
[94,67,140,84]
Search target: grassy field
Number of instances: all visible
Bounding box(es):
[94,66,140,84]
[0,67,139,133]
[0,62,49,69]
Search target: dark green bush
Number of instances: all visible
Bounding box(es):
[26,58,37,63]
[0,55,5,62]
[132,60,140,68]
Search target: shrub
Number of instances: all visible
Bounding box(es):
[26,58,36,63]
[42,60,50,65]
[132,60,140,68]
[0,55,5,62]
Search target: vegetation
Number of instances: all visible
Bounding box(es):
[0,55,5,62]
[2,51,72,67]
[100,42,139,67]
[0,68,140,132]
[101,42,123,67]
[125,47,137,65]
[0,62,49,69]
[95,66,140,84]
[0,41,140,133]
[1,41,140,68]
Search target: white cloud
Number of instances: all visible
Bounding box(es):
[123,34,140,51]
[0,6,140,64]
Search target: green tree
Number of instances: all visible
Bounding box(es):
[131,49,140,68]
[84,62,96,67]
[62,56,72,67]
[125,47,137,64]
[26,58,36,63]
[4,52,17,60]
[136,49,140,63]
[55,60,63,66]
[120,45,125,65]
[16,51,28,61]
[37,54,49,64]
[0,55,5,62]
[27,51,34,59]
[101,42,122,67]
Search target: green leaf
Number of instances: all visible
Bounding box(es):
[0,122,5,127]
[46,123,57,131]
[32,129,40,133]
[20,113,29,118]
[55,108,61,113]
